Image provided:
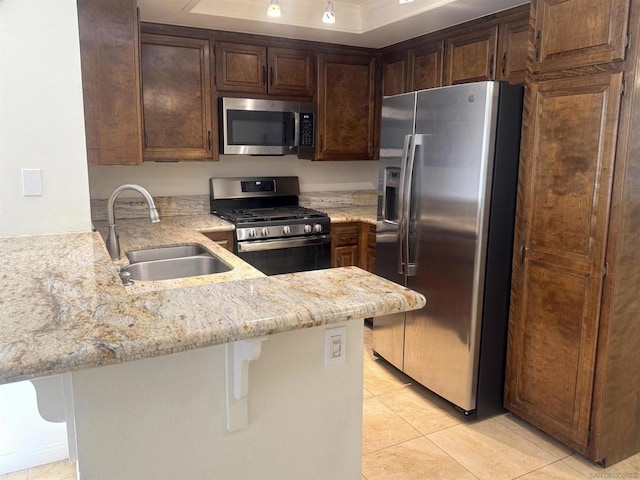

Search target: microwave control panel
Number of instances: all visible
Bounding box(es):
[300,113,314,147]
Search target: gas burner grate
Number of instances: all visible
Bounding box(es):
[215,206,328,223]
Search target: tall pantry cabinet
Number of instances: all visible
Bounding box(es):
[504,0,640,466]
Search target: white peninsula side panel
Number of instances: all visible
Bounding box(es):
[71,321,364,480]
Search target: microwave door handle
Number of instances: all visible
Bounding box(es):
[293,112,300,147]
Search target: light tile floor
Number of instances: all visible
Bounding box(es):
[361,324,640,480]
[4,324,640,479]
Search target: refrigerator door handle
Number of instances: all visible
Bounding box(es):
[404,134,427,277]
[404,135,421,276]
[397,134,413,275]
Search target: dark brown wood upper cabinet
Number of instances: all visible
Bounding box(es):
[497,16,529,85]
[216,42,314,97]
[443,25,498,85]
[504,72,623,451]
[408,41,444,91]
[381,51,408,97]
[215,42,267,94]
[316,53,377,161]
[531,0,630,72]
[77,0,143,166]
[267,47,315,97]
[141,34,214,161]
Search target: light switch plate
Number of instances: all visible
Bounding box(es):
[22,169,43,196]
[324,325,346,367]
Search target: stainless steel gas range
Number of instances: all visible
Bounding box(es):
[210,177,331,275]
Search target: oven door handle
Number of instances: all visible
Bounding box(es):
[237,235,331,253]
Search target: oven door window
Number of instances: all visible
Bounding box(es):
[227,110,296,147]
[237,240,331,276]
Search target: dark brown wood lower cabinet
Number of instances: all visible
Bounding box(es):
[331,222,360,267]
[331,222,375,270]
[359,223,376,273]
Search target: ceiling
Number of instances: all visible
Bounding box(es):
[137,0,528,49]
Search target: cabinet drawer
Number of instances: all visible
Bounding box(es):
[333,225,359,246]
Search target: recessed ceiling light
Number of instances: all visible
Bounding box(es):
[267,0,281,17]
[399,0,415,3]
[322,0,336,24]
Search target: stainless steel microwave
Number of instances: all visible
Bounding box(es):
[220,97,316,156]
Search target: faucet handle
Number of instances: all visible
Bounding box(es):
[119,269,134,286]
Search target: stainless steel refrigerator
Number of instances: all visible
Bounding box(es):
[373,81,523,416]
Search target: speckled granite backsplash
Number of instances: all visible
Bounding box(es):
[91,196,210,221]
[91,190,377,221]
[298,190,377,208]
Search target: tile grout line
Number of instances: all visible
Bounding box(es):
[422,435,482,480]
[495,415,574,461]
[362,432,424,457]
[510,457,590,479]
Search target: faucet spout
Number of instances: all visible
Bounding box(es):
[106,184,161,260]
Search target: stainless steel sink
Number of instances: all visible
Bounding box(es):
[126,245,210,264]
[121,244,233,282]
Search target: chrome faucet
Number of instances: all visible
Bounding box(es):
[106,184,161,259]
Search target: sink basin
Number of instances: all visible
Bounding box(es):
[122,244,233,282]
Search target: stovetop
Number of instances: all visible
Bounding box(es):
[215,206,328,224]
[210,177,331,241]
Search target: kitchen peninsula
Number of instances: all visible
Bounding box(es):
[0,219,424,479]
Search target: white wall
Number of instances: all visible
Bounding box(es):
[0,382,69,475]
[0,0,91,473]
[72,322,363,479]
[88,156,379,199]
[0,0,91,237]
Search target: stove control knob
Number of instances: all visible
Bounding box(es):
[304,224,312,233]
[314,224,323,233]
[248,228,257,238]
[283,225,291,235]
[261,228,269,237]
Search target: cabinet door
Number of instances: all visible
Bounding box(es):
[215,42,267,94]
[267,47,314,97]
[331,223,359,267]
[381,52,408,97]
[531,0,630,73]
[141,34,214,161]
[505,73,623,448]
[77,0,143,165]
[334,246,359,268]
[359,223,376,272]
[443,26,498,85]
[317,54,377,160]
[497,17,530,85]
[408,41,444,91]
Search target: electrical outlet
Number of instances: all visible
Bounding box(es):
[324,325,346,367]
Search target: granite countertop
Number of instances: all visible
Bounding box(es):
[324,206,377,225]
[0,221,424,385]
